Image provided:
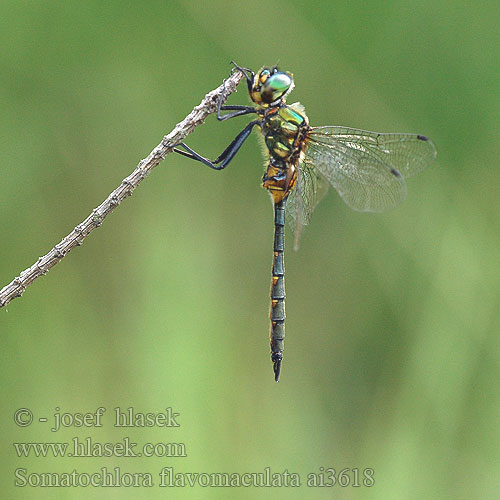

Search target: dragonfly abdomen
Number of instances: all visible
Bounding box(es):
[262,108,310,381]
[270,198,287,381]
[262,158,297,203]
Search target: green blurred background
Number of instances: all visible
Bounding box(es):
[1,1,499,498]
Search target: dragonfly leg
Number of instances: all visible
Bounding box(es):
[173,119,258,170]
[215,63,256,120]
[217,105,257,121]
[216,73,256,121]
[229,61,254,93]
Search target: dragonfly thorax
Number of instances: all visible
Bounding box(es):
[261,104,310,203]
[261,104,309,161]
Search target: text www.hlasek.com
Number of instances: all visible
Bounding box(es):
[13,437,186,458]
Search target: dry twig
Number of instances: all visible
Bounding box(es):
[0,69,244,308]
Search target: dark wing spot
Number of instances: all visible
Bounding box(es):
[391,168,402,177]
[417,135,428,141]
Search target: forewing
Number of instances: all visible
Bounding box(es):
[304,126,436,212]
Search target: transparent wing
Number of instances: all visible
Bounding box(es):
[304,126,437,212]
[286,163,328,250]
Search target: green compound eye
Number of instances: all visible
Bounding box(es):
[268,73,292,92]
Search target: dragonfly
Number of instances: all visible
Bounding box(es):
[173,63,437,382]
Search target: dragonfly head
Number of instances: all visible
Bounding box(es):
[250,66,294,106]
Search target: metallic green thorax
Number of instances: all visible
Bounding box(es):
[260,105,308,161]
